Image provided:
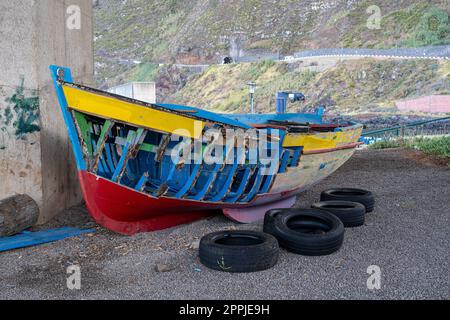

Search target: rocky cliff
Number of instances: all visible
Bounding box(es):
[94,0,449,86]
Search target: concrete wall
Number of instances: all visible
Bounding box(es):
[0,0,94,223]
[396,95,450,113]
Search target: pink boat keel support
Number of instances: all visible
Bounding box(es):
[222,196,297,223]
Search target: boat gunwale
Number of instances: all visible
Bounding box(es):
[302,141,363,154]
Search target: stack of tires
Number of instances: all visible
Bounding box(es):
[318,188,375,213]
[263,208,344,256]
[199,188,375,273]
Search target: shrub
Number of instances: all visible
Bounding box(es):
[368,136,450,159]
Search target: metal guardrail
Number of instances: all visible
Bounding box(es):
[293,45,450,60]
[360,116,450,144]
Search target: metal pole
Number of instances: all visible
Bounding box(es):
[247,82,256,114]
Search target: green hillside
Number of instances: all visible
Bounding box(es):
[94,0,450,86]
[168,59,450,114]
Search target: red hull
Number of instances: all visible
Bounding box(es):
[78,171,297,235]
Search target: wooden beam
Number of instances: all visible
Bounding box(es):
[111,129,147,183]
[0,195,39,237]
[92,120,115,173]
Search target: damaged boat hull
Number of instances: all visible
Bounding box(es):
[50,65,362,235]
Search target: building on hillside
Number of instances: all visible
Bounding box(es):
[108,82,156,104]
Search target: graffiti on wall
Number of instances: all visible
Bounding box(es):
[1,76,40,144]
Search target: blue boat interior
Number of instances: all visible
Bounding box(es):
[76,113,308,204]
[158,103,324,128]
[221,112,324,126]
[49,65,341,205]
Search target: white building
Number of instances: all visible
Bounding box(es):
[108,82,156,104]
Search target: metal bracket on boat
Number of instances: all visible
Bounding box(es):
[56,68,65,84]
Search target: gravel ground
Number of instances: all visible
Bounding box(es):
[0,149,449,300]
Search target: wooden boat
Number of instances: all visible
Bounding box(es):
[50,65,363,235]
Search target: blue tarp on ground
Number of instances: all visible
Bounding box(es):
[0,227,96,252]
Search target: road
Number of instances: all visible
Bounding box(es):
[293,45,450,60]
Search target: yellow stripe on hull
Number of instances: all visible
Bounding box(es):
[62,85,204,139]
[282,126,362,150]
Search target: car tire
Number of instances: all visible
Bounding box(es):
[264,208,331,233]
[199,230,279,272]
[311,201,365,227]
[264,208,344,256]
[263,209,286,234]
[320,188,375,212]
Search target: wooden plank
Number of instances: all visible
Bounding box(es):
[91,138,110,175]
[0,195,39,237]
[289,147,302,167]
[199,139,235,201]
[283,126,363,149]
[0,227,95,252]
[104,143,118,174]
[224,167,252,203]
[210,146,239,202]
[302,142,362,155]
[49,66,87,171]
[134,172,149,191]
[151,134,174,197]
[115,137,157,153]
[73,110,93,156]
[174,140,202,198]
[240,167,263,203]
[277,149,291,174]
[111,131,137,182]
[92,120,114,173]
[190,163,221,201]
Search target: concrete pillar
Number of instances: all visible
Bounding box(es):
[0,0,94,223]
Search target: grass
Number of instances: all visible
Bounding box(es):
[129,63,159,82]
[339,3,449,48]
[169,60,321,113]
[368,139,403,150]
[400,6,450,47]
[369,136,450,168]
[406,136,450,158]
